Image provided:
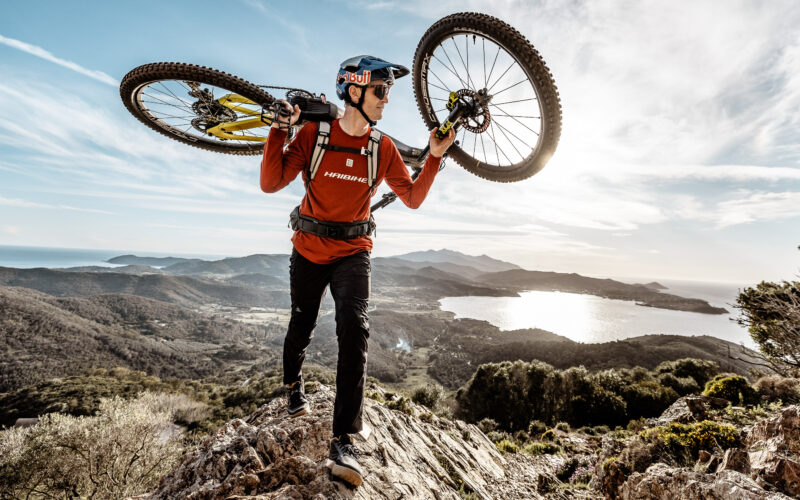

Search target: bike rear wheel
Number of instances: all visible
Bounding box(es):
[120,62,276,155]
[413,13,562,182]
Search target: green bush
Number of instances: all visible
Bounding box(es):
[411,384,444,410]
[657,373,701,396]
[541,429,555,441]
[386,396,415,416]
[555,421,570,432]
[477,417,498,434]
[0,392,184,499]
[495,438,518,453]
[513,430,530,443]
[640,420,738,461]
[528,419,546,436]
[419,412,434,423]
[623,381,679,420]
[655,358,718,388]
[703,375,757,405]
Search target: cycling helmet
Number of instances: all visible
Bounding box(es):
[335,55,409,125]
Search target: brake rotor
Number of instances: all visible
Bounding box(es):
[456,88,491,133]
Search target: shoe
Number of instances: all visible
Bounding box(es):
[286,380,309,418]
[329,434,363,486]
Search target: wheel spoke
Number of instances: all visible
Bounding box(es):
[482,38,487,89]
[479,130,488,163]
[485,44,501,91]
[491,97,537,106]
[487,59,516,93]
[428,69,452,94]
[436,45,470,91]
[493,119,529,159]
[141,91,192,111]
[452,36,477,91]
[492,77,530,96]
[491,104,541,136]
[141,96,194,114]
[487,120,514,165]
[156,81,193,107]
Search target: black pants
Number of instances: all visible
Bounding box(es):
[283,248,370,437]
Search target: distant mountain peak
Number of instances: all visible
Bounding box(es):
[388,249,521,273]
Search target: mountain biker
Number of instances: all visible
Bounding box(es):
[259,55,455,487]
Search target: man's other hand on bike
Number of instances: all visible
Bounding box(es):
[429,128,456,158]
[272,100,301,129]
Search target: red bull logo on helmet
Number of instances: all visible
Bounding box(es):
[339,70,371,85]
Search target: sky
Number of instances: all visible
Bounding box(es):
[1,0,799,284]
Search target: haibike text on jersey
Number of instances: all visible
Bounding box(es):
[324,171,368,184]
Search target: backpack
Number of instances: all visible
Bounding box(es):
[306,121,382,192]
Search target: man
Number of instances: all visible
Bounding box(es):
[260,55,454,487]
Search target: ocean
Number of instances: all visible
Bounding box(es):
[439,279,756,348]
[0,245,225,269]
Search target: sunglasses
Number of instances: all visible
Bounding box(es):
[367,83,392,99]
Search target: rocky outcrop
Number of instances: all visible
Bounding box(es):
[646,395,729,426]
[604,403,800,499]
[620,463,792,500]
[746,405,800,497]
[135,384,552,499]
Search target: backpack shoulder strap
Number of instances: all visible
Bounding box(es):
[308,121,331,185]
[367,129,382,190]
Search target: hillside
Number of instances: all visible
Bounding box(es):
[0,286,280,392]
[0,267,289,308]
[477,269,727,314]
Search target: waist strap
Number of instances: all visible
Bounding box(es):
[289,206,375,240]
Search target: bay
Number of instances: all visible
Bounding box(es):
[439,279,756,348]
[0,245,224,269]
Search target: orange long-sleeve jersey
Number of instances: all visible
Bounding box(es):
[260,119,441,264]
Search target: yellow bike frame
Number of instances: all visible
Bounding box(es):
[205,94,270,142]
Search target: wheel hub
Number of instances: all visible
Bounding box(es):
[456,88,492,133]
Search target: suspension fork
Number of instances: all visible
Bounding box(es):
[371,92,466,212]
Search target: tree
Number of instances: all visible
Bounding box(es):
[736,280,800,377]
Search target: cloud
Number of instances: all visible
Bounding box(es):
[0,195,113,214]
[2,225,19,234]
[709,191,800,228]
[0,34,118,86]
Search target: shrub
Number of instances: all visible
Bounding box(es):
[541,429,555,441]
[555,421,570,432]
[657,373,701,396]
[522,441,561,455]
[528,419,547,436]
[703,375,757,405]
[386,396,414,416]
[495,438,518,454]
[622,381,679,420]
[411,384,444,410]
[0,392,184,499]
[593,425,611,435]
[419,412,434,423]
[477,418,498,434]
[655,358,718,388]
[513,430,530,443]
[639,420,738,461]
[754,375,800,403]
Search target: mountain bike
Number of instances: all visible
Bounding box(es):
[120,12,561,188]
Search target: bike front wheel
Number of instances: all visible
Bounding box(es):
[413,13,562,182]
[120,62,276,155]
